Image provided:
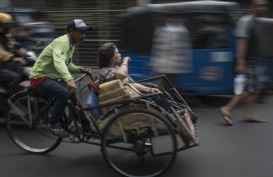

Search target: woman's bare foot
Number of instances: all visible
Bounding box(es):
[220,107,233,126]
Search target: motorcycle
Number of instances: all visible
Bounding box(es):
[0,50,37,116]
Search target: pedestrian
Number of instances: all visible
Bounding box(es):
[29,19,93,137]
[220,0,269,125]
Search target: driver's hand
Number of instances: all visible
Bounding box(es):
[80,67,92,74]
[67,80,77,93]
[13,57,27,65]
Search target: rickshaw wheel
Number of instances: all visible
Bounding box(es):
[101,109,177,177]
[5,91,62,154]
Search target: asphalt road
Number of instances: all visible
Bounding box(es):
[1,95,273,177]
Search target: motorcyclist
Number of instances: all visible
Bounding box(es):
[0,12,27,96]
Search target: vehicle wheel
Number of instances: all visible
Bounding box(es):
[5,91,62,154]
[101,109,177,177]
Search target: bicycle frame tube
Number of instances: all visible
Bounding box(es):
[8,95,30,126]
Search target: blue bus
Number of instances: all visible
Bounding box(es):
[119,1,244,95]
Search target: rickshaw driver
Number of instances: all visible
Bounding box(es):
[29,19,93,137]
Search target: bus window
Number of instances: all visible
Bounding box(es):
[186,14,232,49]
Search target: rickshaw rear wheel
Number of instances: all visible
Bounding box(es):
[101,109,177,177]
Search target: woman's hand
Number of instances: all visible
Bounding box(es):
[132,83,161,94]
[122,57,131,63]
[149,87,160,93]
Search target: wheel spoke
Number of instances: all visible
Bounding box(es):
[9,102,30,126]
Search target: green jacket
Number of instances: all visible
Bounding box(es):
[29,34,82,81]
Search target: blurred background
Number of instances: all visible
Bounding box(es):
[1,0,273,95]
[1,0,271,67]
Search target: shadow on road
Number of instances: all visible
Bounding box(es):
[181,95,232,108]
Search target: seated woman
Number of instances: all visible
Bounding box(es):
[97,42,197,141]
[97,42,160,94]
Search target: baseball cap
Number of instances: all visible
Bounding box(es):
[66,19,93,32]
